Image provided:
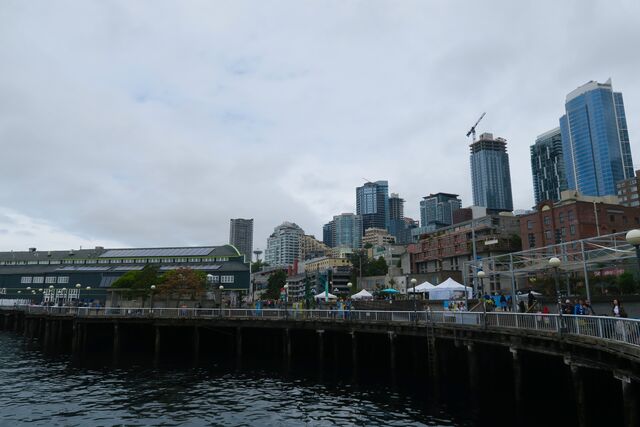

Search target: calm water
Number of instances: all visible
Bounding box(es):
[0,333,466,427]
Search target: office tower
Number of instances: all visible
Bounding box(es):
[229,218,253,262]
[322,221,335,248]
[531,128,567,204]
[333,213,363,249]
[420,193,462,229]
[560,79,633,196]
[356,180,389,233]
[470,133,514,212]
[265,222,305,267]
[388,193,407,244]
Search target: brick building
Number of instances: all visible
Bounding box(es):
[519,191,640,250]
[617,169,640,207]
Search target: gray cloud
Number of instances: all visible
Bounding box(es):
[0,0,639,252]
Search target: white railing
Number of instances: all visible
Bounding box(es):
[3,305,640,350]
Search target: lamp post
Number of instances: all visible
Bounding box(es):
[283,284,289,319]
[347,282,352,295]
[218,285,224,316]
[150,285,156,310]
[549,257,563,331]
[625,229,640,286]
[75,283,81,303]
[410,278,417,323]
[477,270,487,328]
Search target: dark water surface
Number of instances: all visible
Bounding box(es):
[0,333,469,427]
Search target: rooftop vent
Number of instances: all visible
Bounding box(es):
[69,249,75,256]
[29,248,36,252]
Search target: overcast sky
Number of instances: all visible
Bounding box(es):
[1,0,639,254]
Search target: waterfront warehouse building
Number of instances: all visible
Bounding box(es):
[0,245,249,303]
[530,127,568,204]
[470,133,514,213]
[559,79,634,197]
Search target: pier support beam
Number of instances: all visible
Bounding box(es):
[618,374,639,427]
[388,331,396,385]
[467,343,479,394]
[511,348,523,418]
[283,329,291,371]
[350,331,358,382]
[235,327,242,368]
[193,326,200,366]
[2,314,7,330]
[568,362,587,427]
[154,326,161,367]
[113,323,120,366]
[71,321,78,359]
[317,330,325,373]
[43,320,50,353]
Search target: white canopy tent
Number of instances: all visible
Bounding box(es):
[429,277,473,300]
[314,291,338,300]
[407,281,436,293]
[351,289,373,300]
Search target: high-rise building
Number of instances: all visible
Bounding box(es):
[388,193,407,244]
[229,218,253,262]
[559,79,634,197]
[356,180,389,233]
[420,193,462,229]
[333,213,362,249]
[617,169,640,207]
[265,222,305,267]
[531,128,567,204]
[470,133,514,212]
[322,221,335,248]
[299,235,330,261]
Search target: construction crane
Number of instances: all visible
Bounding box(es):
[362,177,372,184]
[466,112,486,142]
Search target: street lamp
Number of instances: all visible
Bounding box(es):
[219,285,224,315]
[75,283,81,303]
[150,285,156,309]
[549,257,563,330]
[625,229,640,284]
[477,270,487,327]
[347,282,353,295]
[284,284,289,318]
[410,278,417,323]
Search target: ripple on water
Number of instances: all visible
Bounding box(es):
[0,333,463,427]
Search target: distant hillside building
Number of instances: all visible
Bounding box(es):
[229,218,253,262]
[265,222,305,267]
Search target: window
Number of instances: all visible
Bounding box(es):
[149,258,161,263]
[609,215,615,222]
[122,259,135,264]
[221,275,235,283]
[527,220,533,230]
[527,233,536,247]
[544,230,552,240]
[623,216,628,224]
[28,260,38,265]
[568,210,575,221]
[32,277,44,284]
[58,276,69,284]
[38,260,49,265]
[73,259,84,264]
[20,277,32,284]
[208,275,220,283]
[136,259,147,264]
[561,227,566,236]
[559,213,565,223]
[570,225,576,235]
[98,259,109,264]
[45,277,57,284]
[544,216,550,225]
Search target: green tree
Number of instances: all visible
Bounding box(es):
[110,265,160,299]
[264,269,287,300]
[252,260,268,272]
[618,272,636,294]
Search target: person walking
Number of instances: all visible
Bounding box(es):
[612,299,627,318]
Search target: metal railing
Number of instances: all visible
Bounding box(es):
[3,305,640,350]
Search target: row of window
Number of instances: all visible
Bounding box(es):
[1,257,230,266]
[21,276,69,284]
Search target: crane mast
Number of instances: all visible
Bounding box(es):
[466,112,486,142]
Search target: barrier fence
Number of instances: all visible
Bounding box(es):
[2,305,639,349]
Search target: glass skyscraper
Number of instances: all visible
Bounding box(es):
[530,127,567,204]
[420,193,462,229]
[559,79,633,197]
[356,180,389,233]
[470,133,513,212]
[332,213,362,249]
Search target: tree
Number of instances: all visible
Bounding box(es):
[110,265,160,299]
[618,272,636,294]
[252,260,268,272]
[264,269,287,300]
[157,267,206,301]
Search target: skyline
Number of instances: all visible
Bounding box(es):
[1,1,640,252]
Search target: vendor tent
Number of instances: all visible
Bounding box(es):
[351,289,373,300]
[314,291,337,300]
[408,281,436,293]
[429,277,473,300]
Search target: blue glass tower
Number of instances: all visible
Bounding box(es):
[531,127,567,204]
[559,79,633,197]
[420,193,462,228]
[356,180,389,234]
[470,133,513,212]
[333,213,362,248]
